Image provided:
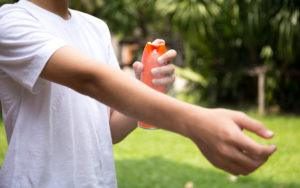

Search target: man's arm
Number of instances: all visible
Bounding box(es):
[109,109,137,144]
[41,46,276,176]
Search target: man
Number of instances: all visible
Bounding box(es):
[0,0,276,187]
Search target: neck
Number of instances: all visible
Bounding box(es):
[30,0,70,20]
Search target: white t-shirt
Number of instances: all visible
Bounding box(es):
[0,0,119,187]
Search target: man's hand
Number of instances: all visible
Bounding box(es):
[184,107,276,176]
[132,39,176,91]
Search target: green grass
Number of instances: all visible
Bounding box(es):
[1,115,299,187]
[0,120,7,166]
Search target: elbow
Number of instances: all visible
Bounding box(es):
[111,133,126,145]
[112,138,122,145]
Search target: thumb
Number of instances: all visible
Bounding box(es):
[234,112,274,139]
[132,61,143,79]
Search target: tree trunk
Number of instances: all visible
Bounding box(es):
[258,72,265,115]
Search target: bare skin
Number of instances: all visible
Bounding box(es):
[30,0,70,20]
[32,0,276,176]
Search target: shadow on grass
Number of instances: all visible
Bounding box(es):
[116,157,299,188]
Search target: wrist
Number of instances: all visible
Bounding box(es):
[164,102,197,137]
[180,104,210,139]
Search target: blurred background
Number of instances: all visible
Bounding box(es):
[0,0,299,187]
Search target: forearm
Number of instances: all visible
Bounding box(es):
[110,110,137,144]
[83,64,189,136]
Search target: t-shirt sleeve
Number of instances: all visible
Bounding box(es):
[107,40,120,70]
[0,10,67,93]
[102,23,120,70]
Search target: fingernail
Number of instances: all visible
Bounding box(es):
[157,57,164,64]
[265,130,274,137]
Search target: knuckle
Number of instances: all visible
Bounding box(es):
[217,145,229,156]
[228,132,236,142]
[164,66,171,73]
[152,70,160,77]
[237,112,247,118]
[166,64,173,70]
[157,79,164,85]
[222,130,236,143]
[158,79,166,85]
[215,108,227,114]
[256,148,266,158]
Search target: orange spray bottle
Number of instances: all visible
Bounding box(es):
[138,41,167,129]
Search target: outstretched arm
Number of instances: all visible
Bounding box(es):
[41,46,276,176]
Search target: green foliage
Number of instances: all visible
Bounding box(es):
[0,0,16,6]
[160,0,300,109]
[70,0,169,40]
[70,0,300,111]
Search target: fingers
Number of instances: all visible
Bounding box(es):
[153,75,175,86]
[225,147,263,175]
[152,38,177,65]
[206,153,243,176]
[210,148,255,176]
[132,60,176,87]
[132,61,143,79]
[151,64,175,86]
[157,49,177,65]
[214,140,274,175]
[198,144,245,175]
[226,110,276,159]
[151,64,175,77]
[233,112,274,139]
[235,133,277,161]
[135,39,176,88]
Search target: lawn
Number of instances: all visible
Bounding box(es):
[1,115,300,188]
[0,120,7,166]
